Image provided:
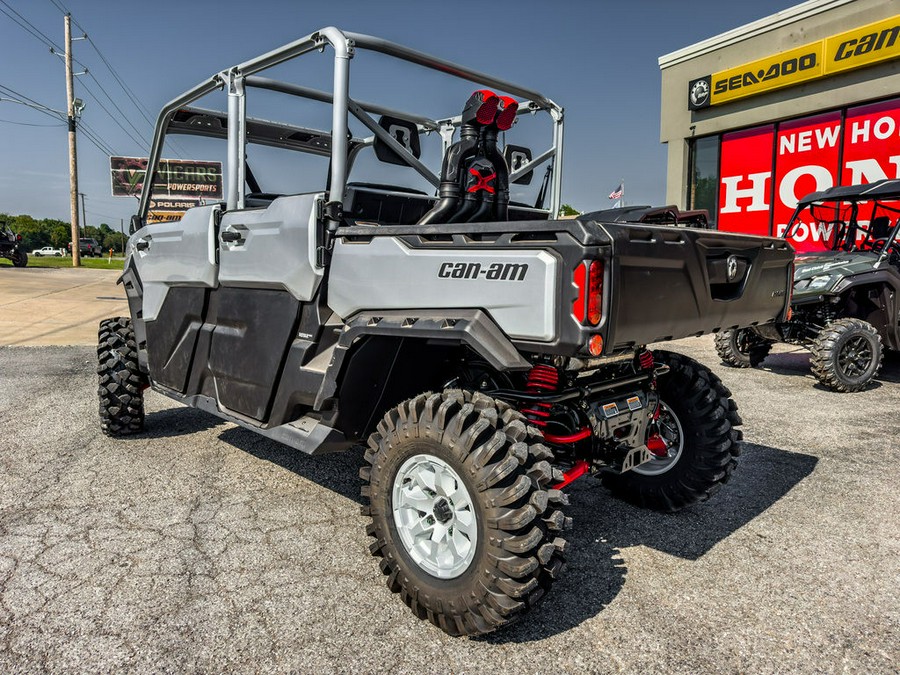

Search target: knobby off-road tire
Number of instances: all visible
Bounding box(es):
[361,389,569,636]
[12,251,27,267]
[601,350,743,512]
[98,317,146,435]
[809,318,882,392]
[714,328,772,368]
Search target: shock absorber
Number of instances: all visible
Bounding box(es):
[520,364,592,444]
[520,364,558,429]
[635,348,667,457]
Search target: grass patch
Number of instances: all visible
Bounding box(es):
[0,255,125,270]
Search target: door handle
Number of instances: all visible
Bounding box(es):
[221,230,244,244]
[135,238,151,251]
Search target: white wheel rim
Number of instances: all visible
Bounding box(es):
[633,400,684,476]
[392,453,478,579]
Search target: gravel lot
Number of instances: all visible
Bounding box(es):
[0,339,898,672]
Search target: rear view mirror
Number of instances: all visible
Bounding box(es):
[504,145,533,185]
[374,116,421,166]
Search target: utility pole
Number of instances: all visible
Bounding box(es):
[79,192,87,235]
[65,14,80,267]
[120,218,124,255]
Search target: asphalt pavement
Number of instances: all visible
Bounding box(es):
[0,338,898,672]
[0,338,900,673]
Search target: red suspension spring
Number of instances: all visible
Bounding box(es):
[520,364,558,428]
[638,349,654,371]
[520,365,593,445]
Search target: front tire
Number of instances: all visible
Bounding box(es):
[361,390,568,636]
[11,251,27,267]
[714,328,772,368]
[97,317,146,435]
[601,350,742,512]
[809,318,882,392]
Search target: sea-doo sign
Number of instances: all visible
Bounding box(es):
[688,15,900,110]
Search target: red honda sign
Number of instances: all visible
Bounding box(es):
[717,97,900,251]
[718,125,774,237]
[773,111,841,251]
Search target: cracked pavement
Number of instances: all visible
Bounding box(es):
[0,340,898,672]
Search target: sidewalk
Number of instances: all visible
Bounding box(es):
[0,267,128,346]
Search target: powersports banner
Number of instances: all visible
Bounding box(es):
[717,97,900,252]
[688,14,900,110]
[110,156,223,200]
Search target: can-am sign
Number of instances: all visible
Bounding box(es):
[110,156,223,199]
[688,14,900,110]
[716,98,900,252]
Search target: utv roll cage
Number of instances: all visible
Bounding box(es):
[783,178,900,267]
[133,26,564,234]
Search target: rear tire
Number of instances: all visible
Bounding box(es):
[714,328,772,368]
[361,389,568,636]
[601,350,743,512]
[12,251,27,267]
[98,317,146,435]
[809,318,882,392]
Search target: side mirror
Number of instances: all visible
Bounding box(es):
[373,116,421,166]
[504,145,533,185]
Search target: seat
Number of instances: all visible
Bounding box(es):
[870,216,891,240]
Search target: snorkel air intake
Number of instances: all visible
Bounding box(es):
[416,90,519,225]
[417,90,499,225]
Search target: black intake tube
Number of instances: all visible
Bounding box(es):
[482,127,510,221]
[417,124,480,225]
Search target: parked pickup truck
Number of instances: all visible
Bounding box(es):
[99,27,794,637]
[68,237,101,257]
[31,246,65,257]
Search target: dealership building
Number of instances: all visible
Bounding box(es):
[658,0,900,246]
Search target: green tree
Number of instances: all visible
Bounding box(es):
[558,204,580,217]
[50,224,70,248]
[9,215,49,250]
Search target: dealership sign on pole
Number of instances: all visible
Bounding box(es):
[110,156,223,223]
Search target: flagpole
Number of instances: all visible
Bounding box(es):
[620,178,625,208]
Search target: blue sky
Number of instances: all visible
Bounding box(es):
[0,0,798,225]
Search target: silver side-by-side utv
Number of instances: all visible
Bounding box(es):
[99,27,794,636]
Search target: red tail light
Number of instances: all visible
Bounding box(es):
[16,234,22,242]
[573,260,604,326]
[573,263,587,323]
[587,260,603,325]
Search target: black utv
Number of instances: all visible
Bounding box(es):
[0,221,27,267]
[716,180,900,392]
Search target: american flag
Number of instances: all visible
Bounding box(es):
[608,183,624,200]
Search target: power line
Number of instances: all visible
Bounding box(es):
[79,119,117,153]
[78,120,117,156]
[77,77,147,150]
[0,0,60,51]
[84,72,151,146]
[0,117,65,127]
[0,84,64,121]
[79,127,115,156]
[45,0,186,158]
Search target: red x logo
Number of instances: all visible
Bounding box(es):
[467,168,496,194]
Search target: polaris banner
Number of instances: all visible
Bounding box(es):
[110,156,223,200]
[717,97,900,251]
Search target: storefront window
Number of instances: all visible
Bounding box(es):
[688,136,719,225]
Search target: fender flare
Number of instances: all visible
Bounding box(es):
[314,308,531,408]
